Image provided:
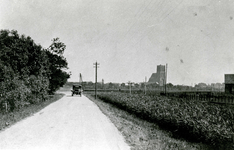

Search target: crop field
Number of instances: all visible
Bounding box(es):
[96,92,234,147]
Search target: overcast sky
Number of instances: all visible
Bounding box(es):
[1,0,234,85]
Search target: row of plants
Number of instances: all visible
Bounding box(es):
[0,29,70,112]
[97,92,234,146]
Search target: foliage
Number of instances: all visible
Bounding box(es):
[46,38,70,94]
[97,92,234,146]
[48,37,66,56]
[0,29,69,111]
[0,93,64,131]
[0,76,30,111]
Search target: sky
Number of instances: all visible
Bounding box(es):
[1,0,234,85]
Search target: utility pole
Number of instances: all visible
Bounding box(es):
[165,63,168,95]
[93,61,100,99]
[128,81,132,95]
[102,79,104,89]
[145,76,147,95]
[79,73,83,86]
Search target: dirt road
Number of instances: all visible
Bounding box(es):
[0,92,130,150]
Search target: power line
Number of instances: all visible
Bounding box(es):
[120,0,160,49]
[123,0,184,51]
[120,0,166,51]
[159,0,184,23]
[94,0,167,53]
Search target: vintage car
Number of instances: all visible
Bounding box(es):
[71,84,82,96]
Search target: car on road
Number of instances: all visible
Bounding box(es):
[71,84,82,96]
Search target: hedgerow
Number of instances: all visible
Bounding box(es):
[0,29,70,112]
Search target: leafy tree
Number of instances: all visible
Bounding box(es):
[46,38,70,94]
[48,38,66,56]
[121,83,125,88]
[0,30,70,111]
[0,30,49,79]
[108,82,114,89]
[166,83,174,89]
[0,29,50,110]
[134,83,139,89]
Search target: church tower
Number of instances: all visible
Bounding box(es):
[157,65,165,86]
[148,64,166,86]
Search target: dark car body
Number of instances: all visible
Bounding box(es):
[71,84,82,96]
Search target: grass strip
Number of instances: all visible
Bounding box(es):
[0,93,64,131]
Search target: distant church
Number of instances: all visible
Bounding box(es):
[148,65,166,86]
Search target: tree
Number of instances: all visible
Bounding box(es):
[167,83,173,89]
[46,38,70,94]
[134,83,139,89]
[108,82,114,89]
[0,30,70,110]
[0,29,50,110]
[48,37,66,56]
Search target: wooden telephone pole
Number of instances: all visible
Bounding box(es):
[93,61,100,99]
[145,77,147,95]
[165,63,168,95]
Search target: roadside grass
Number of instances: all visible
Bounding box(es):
[0,93,64,131]
[85,94,214,150]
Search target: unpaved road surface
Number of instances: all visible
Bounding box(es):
[0,92,130,150]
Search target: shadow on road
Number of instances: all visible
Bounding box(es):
[66,95,83,97]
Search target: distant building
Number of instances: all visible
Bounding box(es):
[148,65,165,86]
[225,74,234,94]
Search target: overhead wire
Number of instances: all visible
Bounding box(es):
[159,0,184,23]
[121,0,156,39]
[120,0,166,50]
[94,0,165,52]
[124,0,184,51]
[91,1,148,51]
[91,0,183,55]
[119,0,161,50]
[120,0,167,51]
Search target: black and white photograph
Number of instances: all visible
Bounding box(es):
[0,0,234,149]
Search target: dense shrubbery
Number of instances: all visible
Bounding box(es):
[0,29,70,111]
[97,92,234,146]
